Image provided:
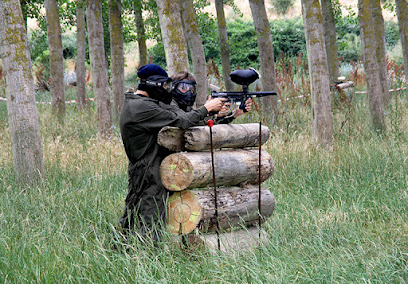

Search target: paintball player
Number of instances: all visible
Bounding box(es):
[118,64,225,243]
[170,71,252,123]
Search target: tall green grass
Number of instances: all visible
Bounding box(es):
[0,88,407,283]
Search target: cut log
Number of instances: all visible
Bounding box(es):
[160,149,274,191]
[158,126,185,152]
[166,186,275,235]
[157,123,270,152]
[335,81,354,90]
[184,123,270,151]
[167,190,203,235]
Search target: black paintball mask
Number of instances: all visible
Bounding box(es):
[171,80,197,111]
[139,75,173,104]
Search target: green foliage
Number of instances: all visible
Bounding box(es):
[28,29,49,65]
[335,15,400,62]
[270,0,295,15]
[330,0,343,20]
[336,16,360,62]
[197,12,219,63]
[61,32,77,59]
[149,42,166,67]
[224,0,243,18]
[228,19,259,69]
[337,33,361,63]
[383,0,396,13]
[384,20,400,47]
[270,17,306,59]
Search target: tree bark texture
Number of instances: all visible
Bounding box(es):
[156,0,189,75]
[109,0,125,118]
[371,0,390,106]
[160,149,274,191]
[87,0,112,137]
[0,0,44,184]
[76,2,87,107]
[320,0,339,84]
[167,186,275,234]
[358,0,386,132]
[181,0,208,108]
[134,0,148,67]
[45,0,66,121]
[214,0,233,91]
[301,0,334,147]
[157,124,270,152]
[248,0,278,117]
[395,0,408,83]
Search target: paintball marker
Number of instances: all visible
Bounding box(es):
[211,68,277,112]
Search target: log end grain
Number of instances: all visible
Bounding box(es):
[160,153,194,191]
[167,191,203,235]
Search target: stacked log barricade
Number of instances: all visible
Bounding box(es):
[158,123,276,248]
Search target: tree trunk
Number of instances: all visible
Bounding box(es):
[76,1,87,107]
[181,0,208,108]
[248,0,278,119]
[214,0,233,91]
[167,186,276,234]
[358,0,386,133]
[0,0,44,184]
[160,149,274,191]
[45,0,66,121]
[87,0,112,137]
[158,124,271,152]
[156,0,189,75]
[301,0,334,147]
[109,0,125,118]
[320,0,340,84]
[395,0,408,84]
[133,0,147,67]
[371,0,390,106]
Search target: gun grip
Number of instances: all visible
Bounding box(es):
[240,100,248,112]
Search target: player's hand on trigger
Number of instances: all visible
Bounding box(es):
[204,97,226,112]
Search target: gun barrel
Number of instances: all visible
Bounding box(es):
[211,91,277,98]
[246,91,277,97]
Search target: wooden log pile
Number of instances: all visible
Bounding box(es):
[158,123,276,236]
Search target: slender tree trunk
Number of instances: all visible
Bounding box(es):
[109,0,125,117]
[156,0,189,75]
[301,0,333,147]
[248,0,278,119]
[395,0,408,83]
[214,0,233,91]
[358,0,386,133]
[86,0,112,137]
[0,0,44,184]
[76,0,87,107]
[371,0,390,106]
[320,0,339,84]
[45,0,66,121]
[180,0,208,108]
[133,0,147,66]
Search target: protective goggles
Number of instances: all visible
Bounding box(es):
[174,80,196,94]
[140,75,173,93]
